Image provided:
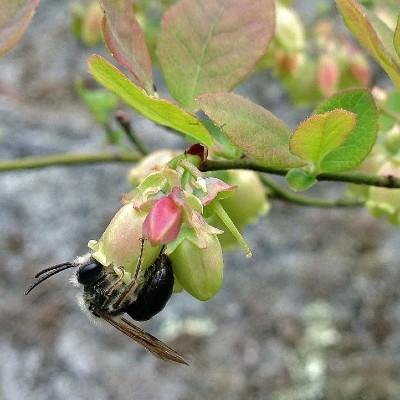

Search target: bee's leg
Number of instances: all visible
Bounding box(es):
[113,238,145,309]
[92,274,108,290]
[104,266,125,295]
[95,266,127,310]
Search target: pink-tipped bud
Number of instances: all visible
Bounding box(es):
[349,54,371,86]
[317,55,340,98]
[81,2,103,46]
[143,195,182,245]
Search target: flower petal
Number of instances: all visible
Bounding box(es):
[143,196,182,245]
[198,177,237,205]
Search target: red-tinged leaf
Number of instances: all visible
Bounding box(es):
[100,0,153,93]
[198,93,304,169]
[336,0,400,88]
[157,0,275,110]
[0,0,40,55]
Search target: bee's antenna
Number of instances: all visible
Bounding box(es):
[25,263,76,295]
[34,262,74,278]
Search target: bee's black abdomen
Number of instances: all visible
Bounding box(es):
[126,254,174,321]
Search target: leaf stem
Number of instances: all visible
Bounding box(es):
[115,112,150,155]
[0,152,140,172]
[260,175,363,208]
[202,160,400,189]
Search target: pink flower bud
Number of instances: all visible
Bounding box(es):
[143,195,182,245]
[349,54,371,86]
[317,55,340,97]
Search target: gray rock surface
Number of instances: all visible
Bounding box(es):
[1,1,400,399]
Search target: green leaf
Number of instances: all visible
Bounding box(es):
[198,93,304,169]
[0,0,40,55]
[286,168,317,192]
[395,15,400,58]
[335,0,400,88]
[88,55,213,146]
[157,0,275,110]
[289,109,356,172]
[100,0,154,93]
[314,89,378,172]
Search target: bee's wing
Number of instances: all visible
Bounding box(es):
[99,313,188,365]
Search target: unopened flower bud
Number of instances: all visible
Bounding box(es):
[143,195,182,245]
[81,2,103,46]
[317,55,340,98]
[169,234,223,301]
[275,4,305,52]
[207,170,269,249]
[349,54,371,86]
[127,149,180,186]
[384,125,400,154]
[346,146,386,200]
[221,170,268,225]
[276,51,303,76]
[88,204,160,273]
[367,161,400,224]
[371,86,388,104]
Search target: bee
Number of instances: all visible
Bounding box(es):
[25,239,187,365]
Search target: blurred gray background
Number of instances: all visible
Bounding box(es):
[1,1,400,399]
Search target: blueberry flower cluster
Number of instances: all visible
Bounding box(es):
[88,145,267,301]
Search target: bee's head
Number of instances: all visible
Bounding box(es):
[76,259,105,287]
[25,254,105,295]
